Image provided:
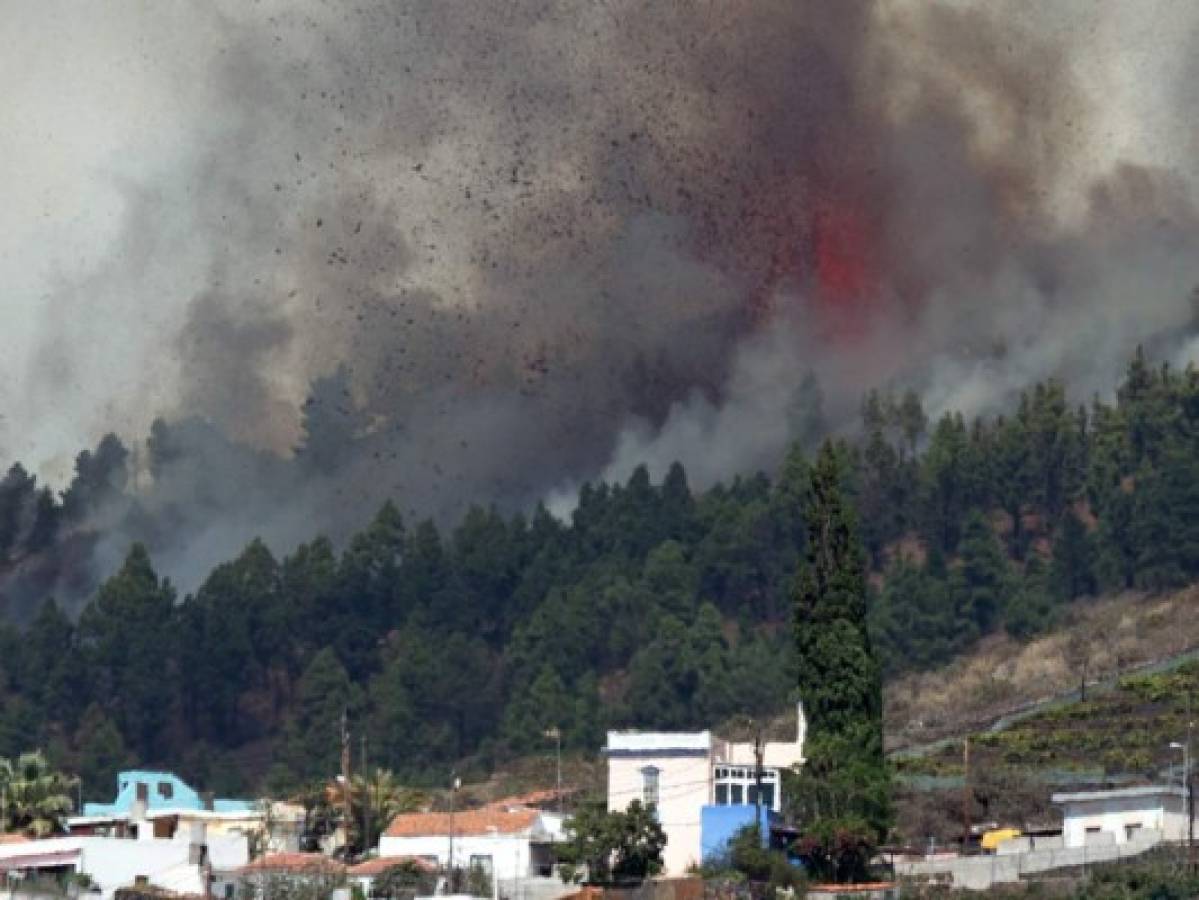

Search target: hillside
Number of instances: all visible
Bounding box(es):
[2,348,1199,814]
[887,586,1199,846]
[886,583,1199,753]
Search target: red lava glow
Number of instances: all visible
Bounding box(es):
[813,204,873,307]
[763,200,879,340]
[719,179,884,341]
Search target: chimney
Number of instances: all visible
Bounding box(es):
[202,791,215,812]
[189,820,208,865]
[131,797,148,840]
[795,702,807,756]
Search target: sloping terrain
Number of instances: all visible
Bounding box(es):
[885,585,1199,754]
[886,586,1199,845]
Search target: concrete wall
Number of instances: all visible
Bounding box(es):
[608,753,712,875]
[496,875,577,900]
[380,832,535,881]
[896,829,1163,891]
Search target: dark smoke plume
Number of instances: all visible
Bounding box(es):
[4,0,1199,612]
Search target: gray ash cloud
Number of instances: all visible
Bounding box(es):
[4,1,1199,609]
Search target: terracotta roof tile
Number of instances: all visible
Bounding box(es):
[492,788,575,808]
[239,853,346,874]
[385,806,539,838]
[348,856,437,877]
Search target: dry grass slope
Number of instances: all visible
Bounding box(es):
[885,584,1199,752]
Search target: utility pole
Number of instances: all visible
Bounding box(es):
[556,728,562,816]
[1188,717,1195,869]
[361,733,371,857]
[962,737,971,854]
[447,772,460,894]
[341,708,353,857]
[753,729,765,845]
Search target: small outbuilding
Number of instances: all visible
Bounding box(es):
[1052,785,1189,848]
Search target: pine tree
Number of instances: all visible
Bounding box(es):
[919,413,970,553]
[1049,510,1097,601]
[74,703,132,802]
[285,648,356,783]
[78,545,175,761]
[1004,555,1056,639]
[955,511,1012,637]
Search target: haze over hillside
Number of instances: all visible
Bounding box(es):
[3,1,1199,601]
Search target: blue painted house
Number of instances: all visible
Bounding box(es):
[84,770,254,816]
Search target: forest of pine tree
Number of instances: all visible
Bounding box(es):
[0,348,1198,798]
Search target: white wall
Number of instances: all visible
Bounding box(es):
[379,833,534,881]
[0,833,248,900]
[1060,795,1188,847]
[717,703,807,770]
[607,750,712,876]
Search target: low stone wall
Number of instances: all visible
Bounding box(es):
[806,882,898,900]
[498,875,580,900]
[896,831,1163,891]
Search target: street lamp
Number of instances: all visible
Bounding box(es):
[1170,742,1189,790]
[544,727,562,814]
[1173,723,1196,854]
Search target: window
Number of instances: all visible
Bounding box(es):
[136,783,149,803]
[158,781,174,800]
[641,766,660,807]
[1125,823,1142,840]
[759,785,775,810]
[470,855,494,877]
[713,766,781,809]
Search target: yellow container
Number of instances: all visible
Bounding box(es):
[980,827,1022,851]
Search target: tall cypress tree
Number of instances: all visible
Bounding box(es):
[794,441,882,753]
[791,442,890,876]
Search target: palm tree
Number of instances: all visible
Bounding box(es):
[0,751,78,837]
[352,768,428,854]
[292,770,426,855]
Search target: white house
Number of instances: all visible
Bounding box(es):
[70,801,305,855]
[0,829,248,899]
[605,703,806,875]
[1053,786,1190,848]
[380,799,567,882]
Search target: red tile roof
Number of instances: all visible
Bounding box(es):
[348,856,437,877]
[239,853,346,874]
[385,806,539,838]
[493,788,574,807]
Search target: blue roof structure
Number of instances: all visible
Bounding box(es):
[83,770,254,817]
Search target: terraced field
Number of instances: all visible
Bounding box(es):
[896,661,1199,780]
